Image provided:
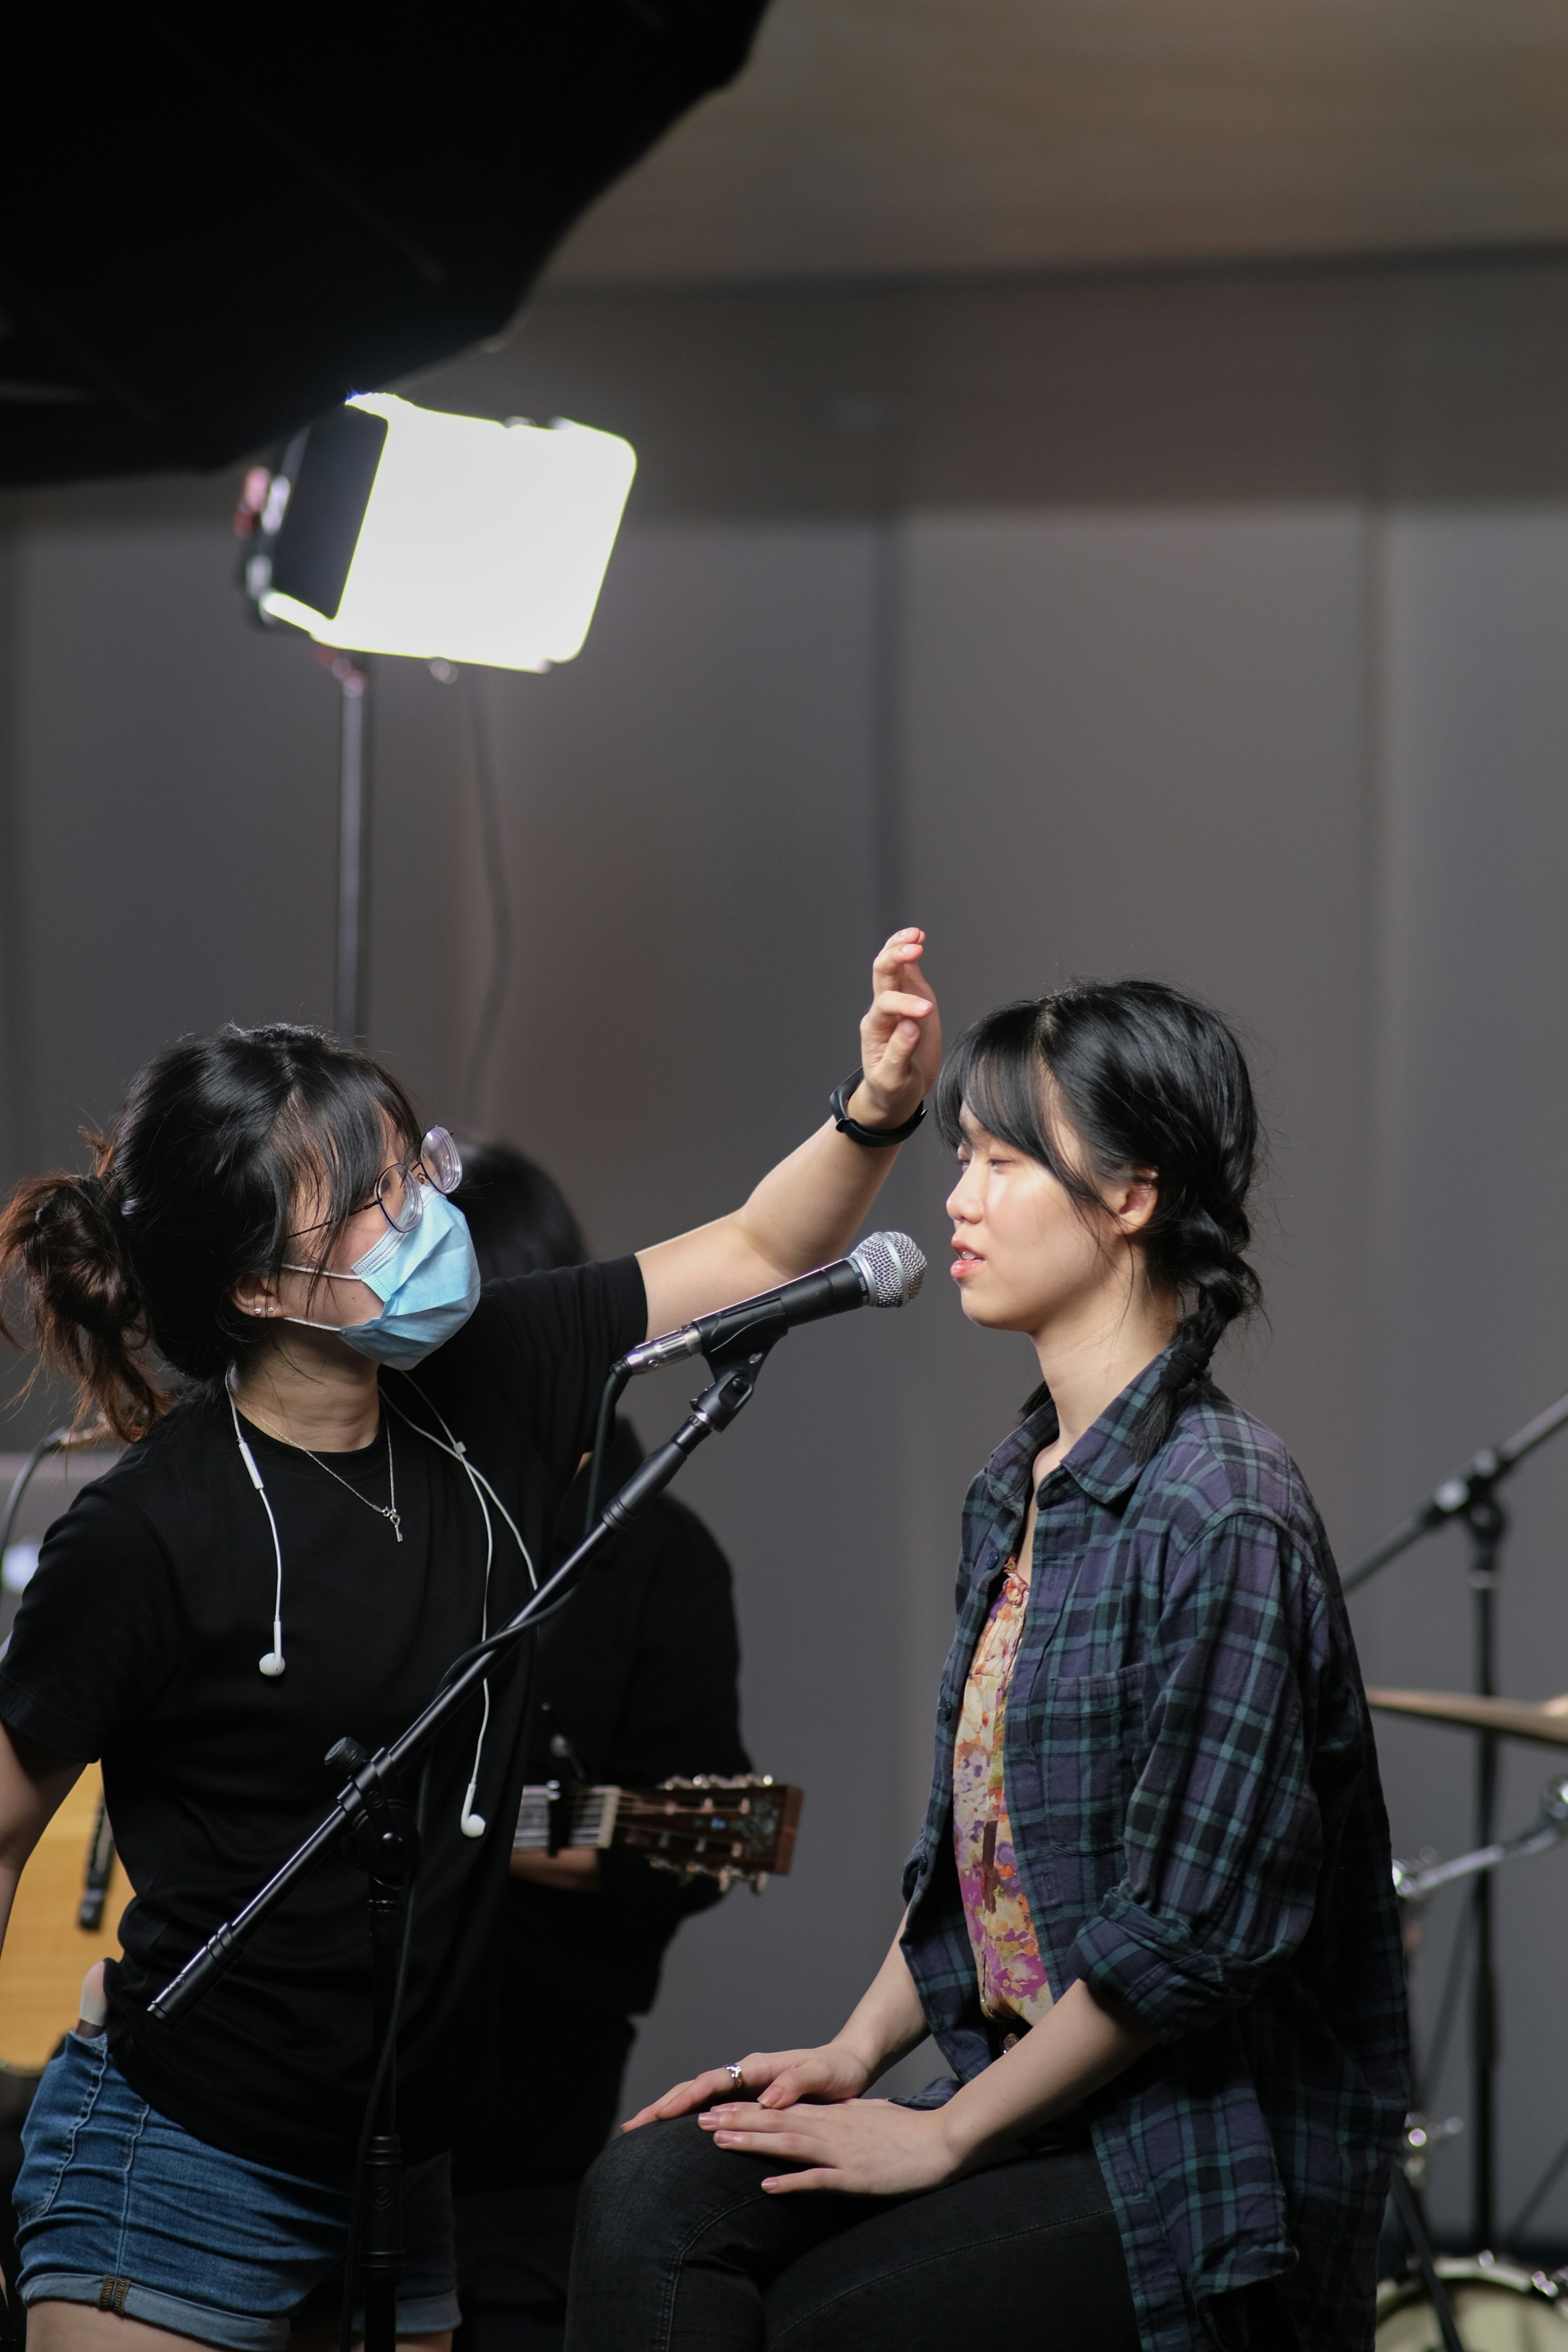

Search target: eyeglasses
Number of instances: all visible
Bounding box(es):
[371,1126,463,1235]
[290,1127,463,1240]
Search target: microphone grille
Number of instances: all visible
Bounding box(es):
[850,1230,927,1308]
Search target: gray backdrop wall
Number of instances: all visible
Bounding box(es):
[4,251,1568,2235]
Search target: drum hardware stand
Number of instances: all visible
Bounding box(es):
[1384,1773,1568,2342]
[1387,2167,1468,2352]
[1346,1386,1568,2249]
[143,1340,777,2352]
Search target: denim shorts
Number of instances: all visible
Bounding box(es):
[14,2032,461,2350]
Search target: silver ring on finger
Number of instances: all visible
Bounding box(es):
[724,2062,745,2089]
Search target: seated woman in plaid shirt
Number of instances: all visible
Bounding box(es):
[568,980,1409,2352]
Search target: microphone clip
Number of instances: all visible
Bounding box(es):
[616,1298,791,1381]
[698,1298,790,1378]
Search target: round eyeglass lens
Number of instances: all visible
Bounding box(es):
[375,1162,422,1234]
[421,1127,463,1195]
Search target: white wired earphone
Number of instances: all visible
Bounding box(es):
[228,1372,536,1839]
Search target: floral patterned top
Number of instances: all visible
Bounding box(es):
[951,1556,1054,2028]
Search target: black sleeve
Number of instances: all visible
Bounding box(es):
[0,1489,182,1760]
[594,1497,751,1931]
[607,1499,750,1786]
[463,1255,647,1489]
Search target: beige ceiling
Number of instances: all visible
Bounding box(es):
[546,0,1568,285]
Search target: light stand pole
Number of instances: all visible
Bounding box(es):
[330,653,371,1043]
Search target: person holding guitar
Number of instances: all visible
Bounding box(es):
[570,981,1409,2352]
[0,928,942,2352]
[445,1142,751,2352]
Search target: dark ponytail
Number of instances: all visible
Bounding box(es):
[935,979,1262,1460]
[0,1024,422,1443]
[0,1154,165,1440]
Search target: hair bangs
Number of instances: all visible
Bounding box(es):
[936,977,1262,1462]
[261,1056,421,1299]
[935,1000,1077,1189]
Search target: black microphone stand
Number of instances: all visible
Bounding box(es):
[146,1342,772,2352]
[1345,1385,1568,2255]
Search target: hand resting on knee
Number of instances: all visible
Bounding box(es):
[620,1914,1152,2200]
[623,2041,871,2132]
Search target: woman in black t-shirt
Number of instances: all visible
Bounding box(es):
[0,929,940,2352]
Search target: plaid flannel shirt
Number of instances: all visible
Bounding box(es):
[900,1349,1409,2352]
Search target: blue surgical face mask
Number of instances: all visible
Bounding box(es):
[284,1188,481,1369]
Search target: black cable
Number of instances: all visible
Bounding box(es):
[583,1364,629,1536]
[459,671,513,1133]
[338,1758,431,2352]
[333,1611,543,2351]
[0,1430,72,1566]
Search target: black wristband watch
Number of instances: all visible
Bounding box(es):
[829,1068,928,1147]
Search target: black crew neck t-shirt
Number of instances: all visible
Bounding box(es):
[0,1256,645,2180]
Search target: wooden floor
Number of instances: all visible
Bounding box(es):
[0,1768,126,2072]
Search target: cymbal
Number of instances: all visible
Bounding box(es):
[1367,1687,1568,1748]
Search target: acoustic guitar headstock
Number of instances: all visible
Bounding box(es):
[612,1775,803,1890]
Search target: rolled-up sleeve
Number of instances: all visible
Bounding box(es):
[1072,1506,1333,2039]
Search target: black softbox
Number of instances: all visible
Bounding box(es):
[0,4,767,488]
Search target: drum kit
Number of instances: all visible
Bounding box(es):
[1351,1389,1568,2349]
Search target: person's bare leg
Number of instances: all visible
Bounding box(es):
[27,2308,190,2352]
[28,2304,449,2352]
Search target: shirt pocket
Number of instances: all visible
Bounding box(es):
[1031,1659,1149,1857]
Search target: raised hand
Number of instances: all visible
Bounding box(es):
[854,928,941,1129]
[621,2042,869,2133]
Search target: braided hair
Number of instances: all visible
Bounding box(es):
[935,980,1262,1460]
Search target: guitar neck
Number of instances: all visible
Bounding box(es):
[514,1773,802,1890]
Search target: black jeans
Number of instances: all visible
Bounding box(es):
[564,2116,1141,2352]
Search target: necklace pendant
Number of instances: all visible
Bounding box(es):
[388,1507,403,1545]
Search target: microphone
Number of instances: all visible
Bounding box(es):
[620,1231,926,1375]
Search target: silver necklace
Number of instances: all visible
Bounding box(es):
[303,1420,402,1544]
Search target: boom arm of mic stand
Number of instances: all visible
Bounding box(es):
[147,1363,762,2031]
[1343,1386,1568,1593]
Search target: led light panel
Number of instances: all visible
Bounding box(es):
[262,394,636,671]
